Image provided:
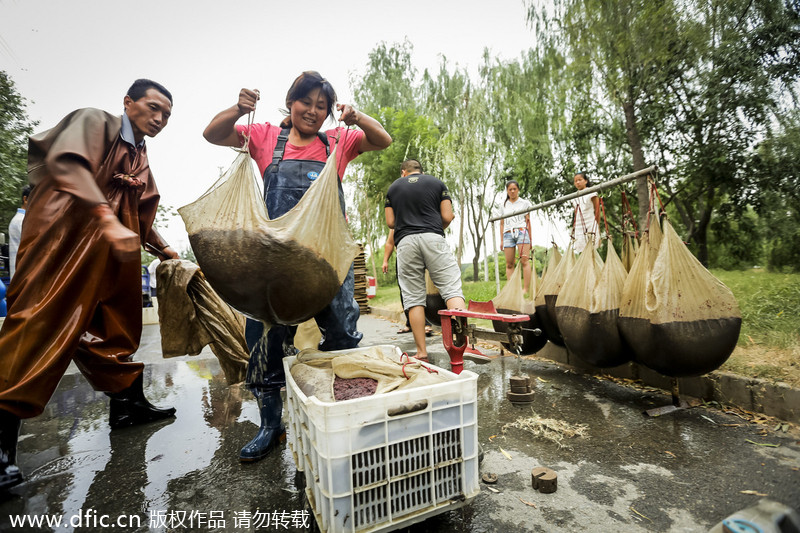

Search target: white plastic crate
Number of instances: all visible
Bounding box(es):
[283,345,480,533]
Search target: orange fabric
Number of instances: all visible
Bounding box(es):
[0,108,167,418]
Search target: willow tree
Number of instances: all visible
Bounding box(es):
[0,71,36,232]
[349,40,437,276]
[526,0,682,228]
[648,0,800,264]
[418,60,506,280]
[483,48,562,203]
[527,0,800,265]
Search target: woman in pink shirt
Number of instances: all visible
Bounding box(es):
[204,71,391,462]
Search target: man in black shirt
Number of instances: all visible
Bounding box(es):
[385,159,465,359]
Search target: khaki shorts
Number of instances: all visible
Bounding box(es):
[396,233,464,309]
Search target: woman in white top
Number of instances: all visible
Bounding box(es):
[499,180,533,293]
[572,172,600,253]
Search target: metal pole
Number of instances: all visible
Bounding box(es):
[483,235,489,282]
[488,165,657,223]
[492,221,500,295]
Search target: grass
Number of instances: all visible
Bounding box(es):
[713,269,800,385]
[369,285,402,311]
[372,268,800,386]
[369,281,502,311]
[713,269,800,349]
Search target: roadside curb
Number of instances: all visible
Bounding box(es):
[537,343,800,424]
[368,306,405,323]
[369,306,800,424]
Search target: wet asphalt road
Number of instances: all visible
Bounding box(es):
[1,313,798,532]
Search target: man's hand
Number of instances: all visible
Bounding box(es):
[161,246,179,260]
[382,260,389,274]
[93,204,140,262]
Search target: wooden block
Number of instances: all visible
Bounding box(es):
[507,391,535,403]
[531,467,557,494]
[481,472,498,484]
[509,375,530,388]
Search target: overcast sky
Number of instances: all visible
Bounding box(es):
[0,0,570,253]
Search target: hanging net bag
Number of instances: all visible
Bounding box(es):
[539,243,561,284]
[622,233,638,273]
[620,192,639,272]
[556,199,633,367]
[491,258,546,355]
[556,240,633,367]
[179,137,359,326]
[618,187,741,377]
[424,270,447,326]
[534,242,575,347]
[618,204,663,366]
[554,243,602,358]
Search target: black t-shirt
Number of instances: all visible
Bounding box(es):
[385,173,452,245]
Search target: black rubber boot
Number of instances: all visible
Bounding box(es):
[0,409,23,491]
[107,373,176,430]
[239,390,285,463]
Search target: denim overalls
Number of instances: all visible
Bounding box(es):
[245,128,362,392]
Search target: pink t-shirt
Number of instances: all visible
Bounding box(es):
[235,122,364,180]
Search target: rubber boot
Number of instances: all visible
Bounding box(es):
[0,409,23,491]
[239,389,285,463]
[107,373,176,430]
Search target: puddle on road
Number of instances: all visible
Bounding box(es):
[1,339,796,533]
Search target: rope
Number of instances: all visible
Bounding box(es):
[645,172,667,232]
[620,191,639,239]
[399,352,439,379]
[646,182,656,231]
[652,178,666,217]
[571,204,580,242]
[239,101,257,154]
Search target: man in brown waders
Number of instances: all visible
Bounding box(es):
[0,79,180,492]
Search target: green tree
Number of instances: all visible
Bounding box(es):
[349,41,437,277]
[349,108,440,259]
[747,110,800,271]
[527,0,681,228]
[0,71,37,234]
[421,62,499,278]
[351,39,417,113]
[484,48,562,204]
[528,0,800,266]
[648,0,800,265]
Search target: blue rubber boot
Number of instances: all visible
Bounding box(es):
[239,389,285,463]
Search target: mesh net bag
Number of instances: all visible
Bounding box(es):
[289,346,449,402]
[179,148,359,325]
[424,270,446,326]
[622,232,638,273]
[534,243,576,346]
[540,243,561,283]
[491,259,546,354]
[556,241,633,367]
[619,217,741,377]
[156,259,248,385]
[618,212,662,363]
